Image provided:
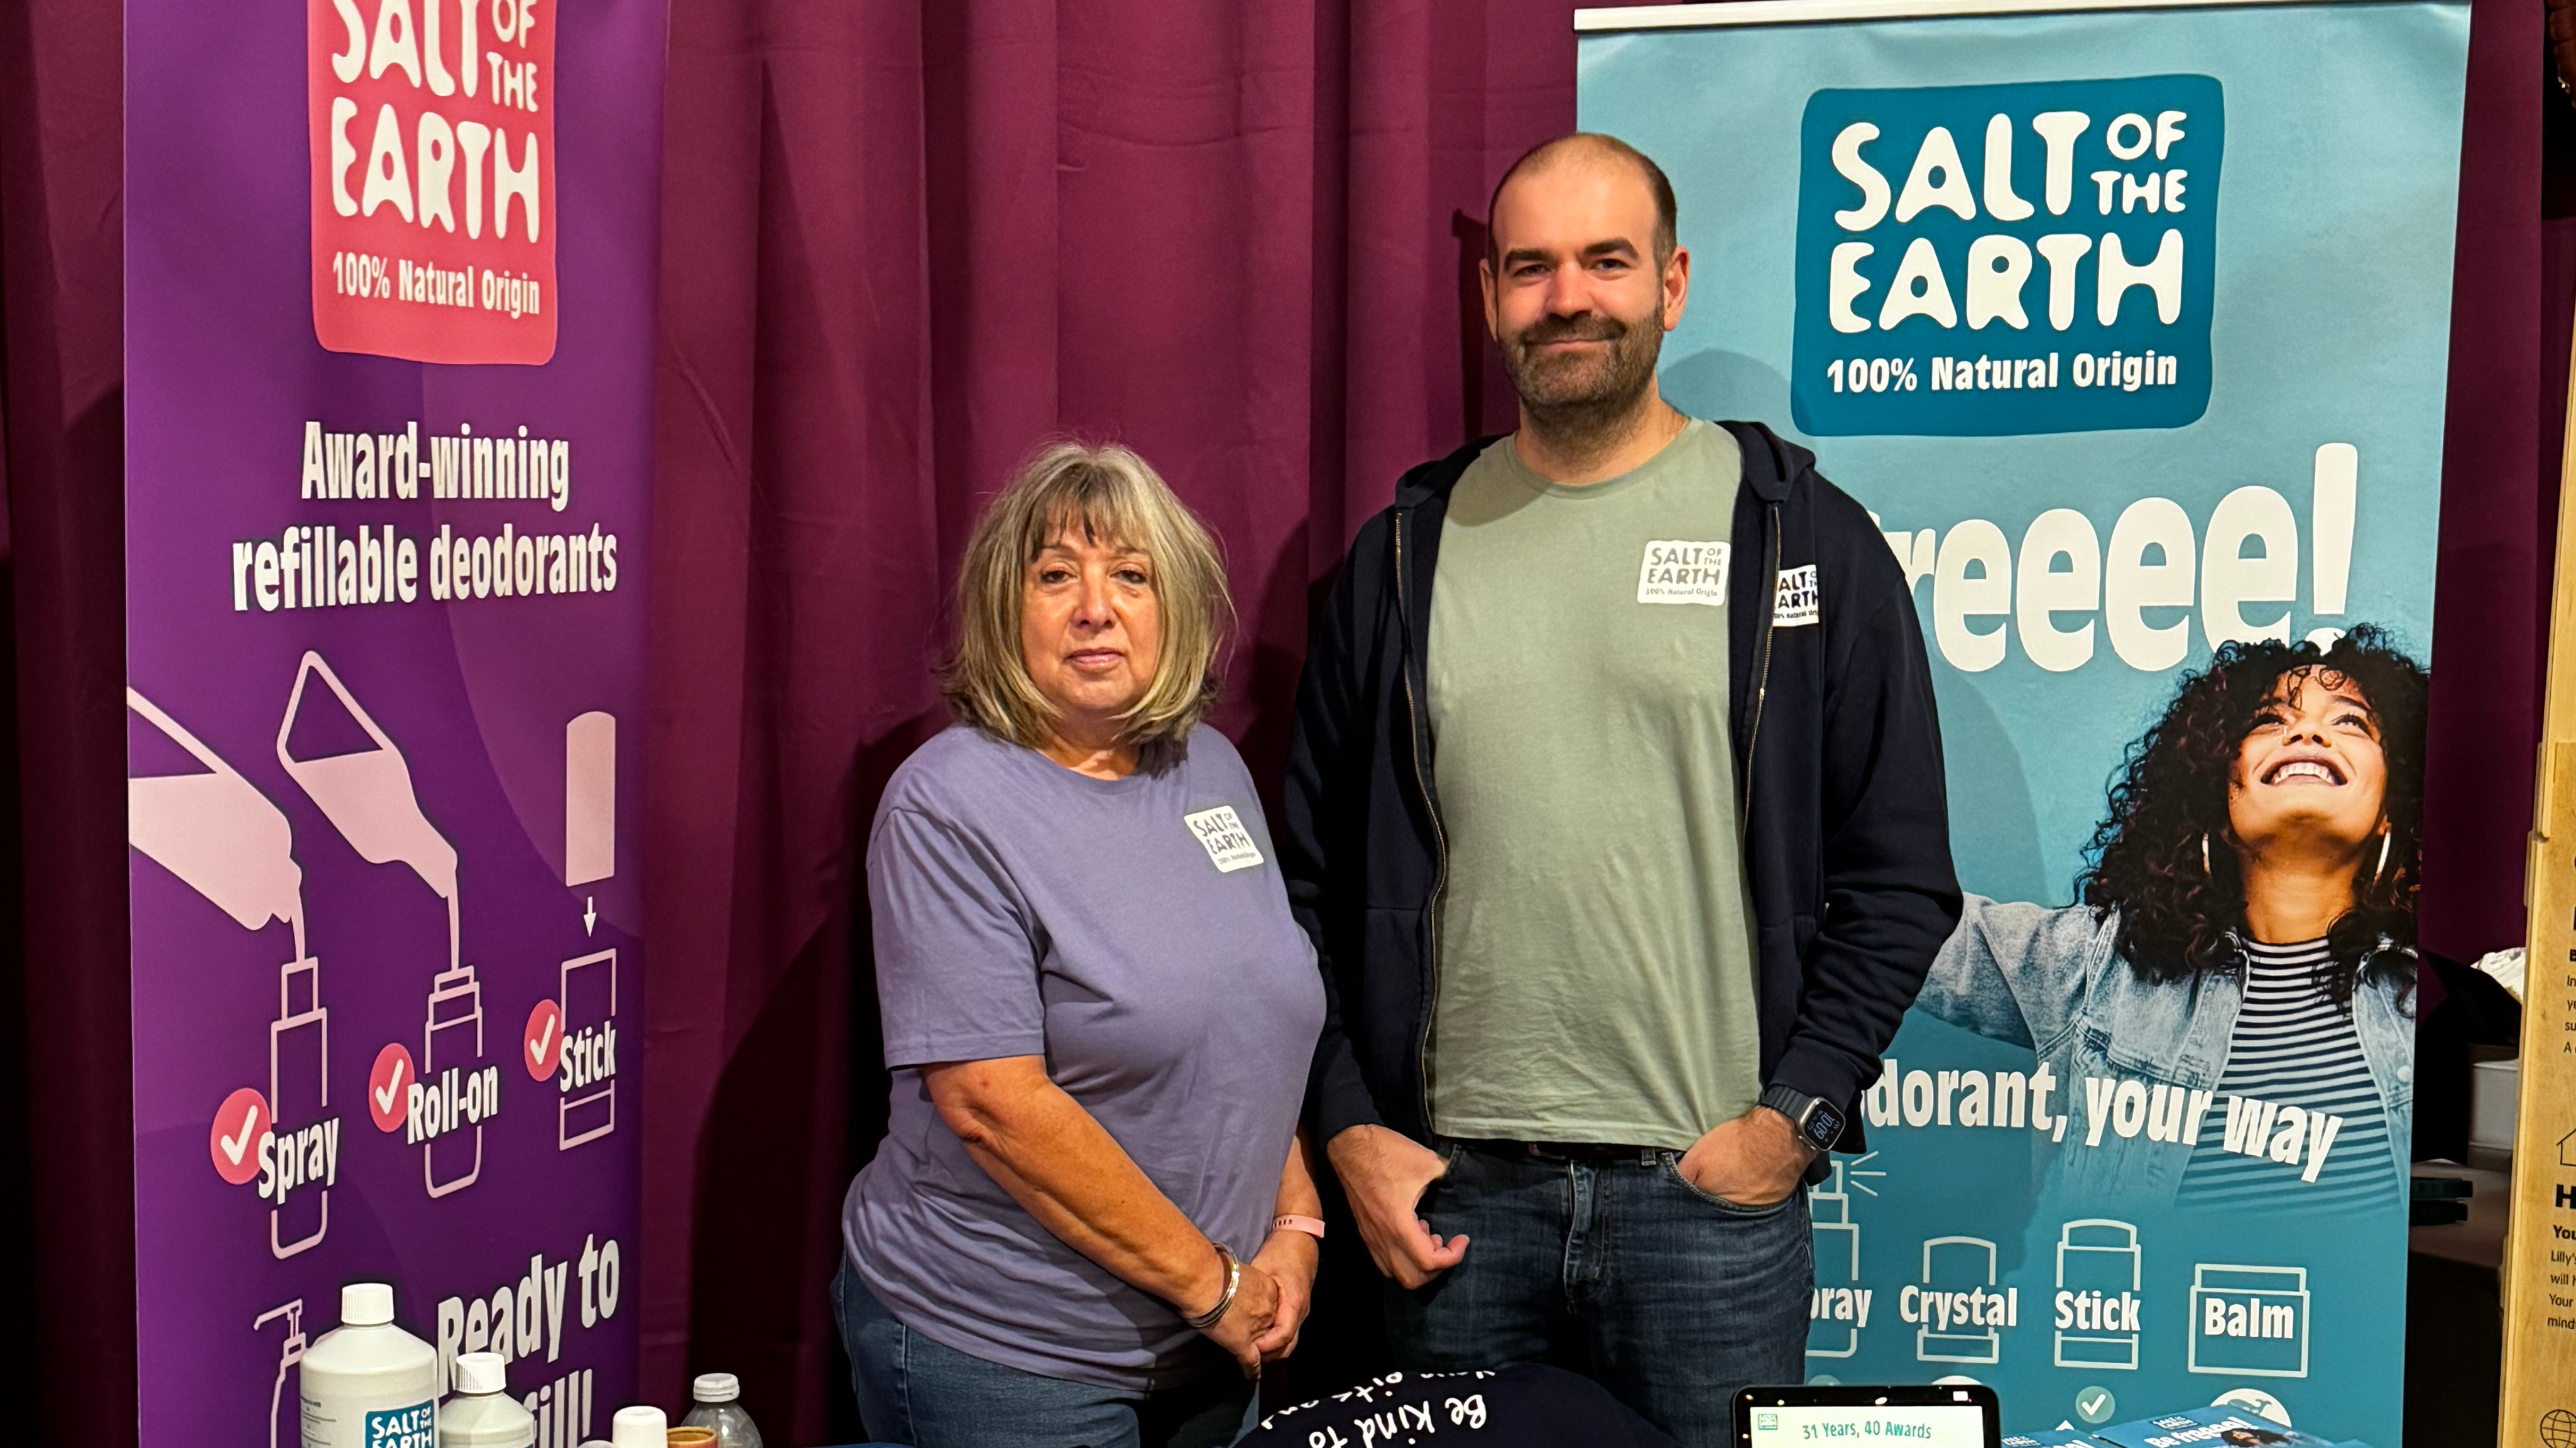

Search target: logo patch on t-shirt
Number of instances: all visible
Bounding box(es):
[1184,807,1265,873]
[1774,563,1821,627]
[1637,540,1730,606]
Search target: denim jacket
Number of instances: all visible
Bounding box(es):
[1915,896,2415,1206]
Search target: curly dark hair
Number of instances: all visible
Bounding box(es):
[2076,626,2427,1005]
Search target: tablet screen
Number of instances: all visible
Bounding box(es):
[1742,1388,1999,1448]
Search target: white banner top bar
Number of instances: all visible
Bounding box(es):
[1579,0,2381,28]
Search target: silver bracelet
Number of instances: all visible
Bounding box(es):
[1181,1243,1240,1331]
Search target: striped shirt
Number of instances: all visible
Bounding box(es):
[2175,938,2398,1214]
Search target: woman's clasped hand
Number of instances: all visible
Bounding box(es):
[1187,1233,1315,1376]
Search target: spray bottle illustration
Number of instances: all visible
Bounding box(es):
[251,1299,306,1448]
[126,689,328,1257]
[1808,1158,1863,1359]
[275,653,484,1196]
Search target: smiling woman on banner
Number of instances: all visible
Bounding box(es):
[1916,626,2426,1211]
[832,443,1328,1448]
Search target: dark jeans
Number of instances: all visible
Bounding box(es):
[1387,1140,1815,1448]
[831,1255,1255,1448]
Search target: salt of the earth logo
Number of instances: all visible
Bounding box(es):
[307,0,560,363]
[1638,540,1731,605]
[363,1403,435,1448]
[1791,75,2222,436]
[1184,807,1264,873]
[1774,563,1820,627]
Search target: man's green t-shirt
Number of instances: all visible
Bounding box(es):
[1424,420,1762,1151]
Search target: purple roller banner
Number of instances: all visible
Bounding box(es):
[123,0,664,1442]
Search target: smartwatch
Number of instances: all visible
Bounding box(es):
[1760,1083,1848,1155]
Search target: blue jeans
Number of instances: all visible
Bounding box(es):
[831,1255,1255,1448]
[1388,1140,1815,1448]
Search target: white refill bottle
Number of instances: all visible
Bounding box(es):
[440,1351,538,1446]
[610,1405,667,1447]
[300,1283,439,1448]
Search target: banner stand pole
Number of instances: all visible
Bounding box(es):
[2500,313,2576,1447]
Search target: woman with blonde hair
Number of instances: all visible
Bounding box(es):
[832,442,1328,1448]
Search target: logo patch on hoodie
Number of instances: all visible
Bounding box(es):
[1774,564,1821,627]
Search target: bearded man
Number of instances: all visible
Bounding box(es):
[1280,133,1963,1445]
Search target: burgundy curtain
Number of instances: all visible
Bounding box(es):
[0,0,2560,1441]
[3,0,139,1437]
[2418,0,2565,959]
[644,3,1590,1434]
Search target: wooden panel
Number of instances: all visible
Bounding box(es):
[2497,328,2576,1445]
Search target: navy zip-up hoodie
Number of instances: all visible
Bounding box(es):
[1281,420,1962,1163]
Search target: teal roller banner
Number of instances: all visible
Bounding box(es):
[1580,3,2467,1442]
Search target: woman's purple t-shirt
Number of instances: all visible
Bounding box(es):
[841,724,1326,1388]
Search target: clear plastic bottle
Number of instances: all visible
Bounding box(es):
[680,1373,766,1448]
[439,1351,537,1446]
[300,1283,438,1448]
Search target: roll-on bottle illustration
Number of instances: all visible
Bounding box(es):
[127,688,330,1256]
[276,652,486,1196]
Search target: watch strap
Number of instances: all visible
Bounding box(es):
[1760,1083,1840,1151]
[1272,1214,1326,1241]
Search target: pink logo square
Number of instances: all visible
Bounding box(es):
[308,0,559,364]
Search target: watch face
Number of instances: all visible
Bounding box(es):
[1806,1102,1846,1148]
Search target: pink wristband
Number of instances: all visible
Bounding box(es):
[1271,1214,1326,1241]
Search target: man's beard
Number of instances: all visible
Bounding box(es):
[1498,300,1666,448]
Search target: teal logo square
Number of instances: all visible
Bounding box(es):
[364,1403,436,1448]
[1791,75,2222,436]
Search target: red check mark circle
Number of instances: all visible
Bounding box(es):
[368,1043,415,1133]
[209,1086,270,1185]
[525,999,565,1081]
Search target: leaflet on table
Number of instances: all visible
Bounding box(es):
[2091,1407,2340,1448]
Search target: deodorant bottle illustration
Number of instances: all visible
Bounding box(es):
[559,949,618,1148]
[127,689,306,944]
[300,1283,437,1448]
[126,689,329,1256]
[559,715,622,1150]
[1918,1235,2005,1364]
[277,652,486,1195]
[2055,1217,2144,1369]
[1807,1159,1862,1359]
[423,960,488,1194]
[253,1299,308,1448]
[269,955,332,1254]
